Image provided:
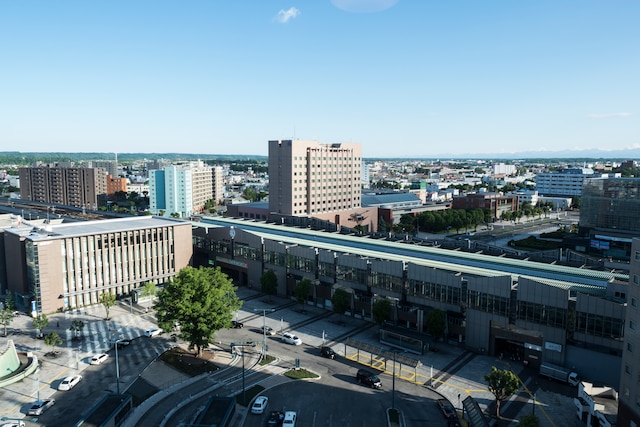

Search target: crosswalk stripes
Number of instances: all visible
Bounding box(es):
[62,317,167,358]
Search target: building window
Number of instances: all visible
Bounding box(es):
[633,297,638,308]
[626,364,632,374]
[629,342,634,352]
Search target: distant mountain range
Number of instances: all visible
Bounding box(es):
[375,147,640,161]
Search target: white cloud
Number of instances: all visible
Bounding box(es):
[586,112,632,119]
[275,7,300,23]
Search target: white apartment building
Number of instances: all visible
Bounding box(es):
[150,162,223,217]
[268,140,362,216]
[150,166,193,217]
[492,163,516,175]
[535,168,595,197]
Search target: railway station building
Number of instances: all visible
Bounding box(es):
[193,217,628,388]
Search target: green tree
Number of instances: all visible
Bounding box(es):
[44,331,63,356]
[0,309,13,336]
[140,282,158,300]
[4,290,15,311]
[485,366,521,418]
[518,415,540,427]
[33,313,49,338]
[425,309,446,342]
[331,288,350,324]
[294,279,312,312]
[372,299,392,324]
[571,196,580,209]
[69,319,86,340]
[99,292,116,320]
[242,187,258,202]
[260,270,278,301]
[155,266,242,357]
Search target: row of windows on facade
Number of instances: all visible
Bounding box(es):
[64,229,175,249]
[62,259,174,292]
[293,196,360,202]
[293,162,357,168]
[293,183,357,189]
[199,237,624,340]
[294,156,361,161]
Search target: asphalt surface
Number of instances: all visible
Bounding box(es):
[1,286,580,427]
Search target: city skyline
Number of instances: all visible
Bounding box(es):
[1,1,638,158]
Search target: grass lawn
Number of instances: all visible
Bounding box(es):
[284,368,319,380]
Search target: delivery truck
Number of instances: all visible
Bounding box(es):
[539,363,579,386]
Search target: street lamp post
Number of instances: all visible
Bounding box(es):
[36,369,40,401]
[532,392,536,416]
[392,351,396,411]
[231,342,254,405]
[111,338,126,394]
[254,309,275,358]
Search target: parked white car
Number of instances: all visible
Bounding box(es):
[281,332,302,345]
[58,374,82,391]
[90,353,109,365]
[145,328,162,337]
[283,411,297,426]
[251,396,269,414]
[58,375,82,391]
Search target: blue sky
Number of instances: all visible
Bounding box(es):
[1,1,638,158]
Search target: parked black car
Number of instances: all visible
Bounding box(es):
[320,346,336,359]
[231,320,244,328]
[356,368,382,388]
[266,410,285,426]
[115,339,132,349]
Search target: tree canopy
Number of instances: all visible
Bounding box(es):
[260,270,278,300]
[372,299,392,324]
[425,309,446,342]
[99,292,116,320]
[44,332,63,355]
[331,288,350,317]
[69,320,86,340]
[485,366,521,418]
[140,282,158,300]
[0,309,13,336]
[33,314,49,337]
[155,266,242,356]
[294,279,312,311]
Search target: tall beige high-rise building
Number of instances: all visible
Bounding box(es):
[268,139,362,216]
[19,167,108,209]
[213,165,224,205]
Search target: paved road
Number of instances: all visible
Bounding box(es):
[1,287,579,427]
